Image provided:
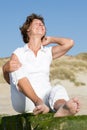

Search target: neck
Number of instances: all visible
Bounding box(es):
[28,37,42,55]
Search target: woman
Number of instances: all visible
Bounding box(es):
[3,13,80,117]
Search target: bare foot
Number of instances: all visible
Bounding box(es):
[54,97,80,117]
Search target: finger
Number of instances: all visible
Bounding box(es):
[33,106,41,112]
[33,107,43,115]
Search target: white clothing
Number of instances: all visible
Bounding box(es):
[9,44,69,113]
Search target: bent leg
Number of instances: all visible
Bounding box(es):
[11,85,35,113]
[49,85,69,111]
[48,85,80,117]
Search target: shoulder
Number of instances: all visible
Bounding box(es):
[13,44,27,55]
[13,46,24,54]
[12,44,27,60]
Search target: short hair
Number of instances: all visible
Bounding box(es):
[20,13,45,43]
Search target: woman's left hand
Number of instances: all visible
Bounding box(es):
[42,36,51,46]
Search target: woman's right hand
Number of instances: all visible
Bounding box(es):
[33,103,50,115]
[6,54,22,73]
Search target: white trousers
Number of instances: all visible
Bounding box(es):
[11,85,69,113]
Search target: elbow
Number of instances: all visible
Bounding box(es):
[70,39,74,48]
[66,39,74,49]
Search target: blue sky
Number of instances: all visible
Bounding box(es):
[0,0,87,58]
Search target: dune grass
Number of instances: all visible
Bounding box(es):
[0,57,9,83]
[50,53,87,86]
[0,57,9,67]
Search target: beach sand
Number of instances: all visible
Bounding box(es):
[0,77,87,116]
[0,83,19,115]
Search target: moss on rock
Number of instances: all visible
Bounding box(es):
[0,113,87,130]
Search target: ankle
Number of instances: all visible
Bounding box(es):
[54,99,66,111]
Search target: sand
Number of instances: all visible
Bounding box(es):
[0,83,19,115]
[0,79,87,116]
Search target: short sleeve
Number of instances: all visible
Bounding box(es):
[13,47,24,63]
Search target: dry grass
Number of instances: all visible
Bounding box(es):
[50,53,87,86]
[0,57,9,83]
[0,57,9,67]
[75,52,87,60]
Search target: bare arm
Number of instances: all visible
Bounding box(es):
[51,37,74,59]
[17,77,50,114]
[18,77,43,105]
[2,54,21,84]
[42,36,74,59]
[3,61,10,84]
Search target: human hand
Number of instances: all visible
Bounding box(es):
[42,36,52,46]
[6,54,22,72]
[33,103,50,115]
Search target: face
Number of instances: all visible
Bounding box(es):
[27,19,46,38]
